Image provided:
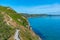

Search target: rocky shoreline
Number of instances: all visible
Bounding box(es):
[27,19,42,40]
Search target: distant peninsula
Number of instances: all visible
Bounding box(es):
[20,13,60,18]
[20,13,48,18]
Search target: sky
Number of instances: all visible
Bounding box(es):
[0,0,60,14]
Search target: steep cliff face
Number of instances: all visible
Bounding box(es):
[0,6,40,40]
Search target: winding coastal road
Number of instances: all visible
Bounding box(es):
[14,29,20,40]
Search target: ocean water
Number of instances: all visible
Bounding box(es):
[28,16,60,40]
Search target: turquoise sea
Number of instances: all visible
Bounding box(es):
[28,16,60,40]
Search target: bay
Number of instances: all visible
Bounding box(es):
[28,16,60,40]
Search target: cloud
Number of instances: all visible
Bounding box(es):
[12,4,60,14]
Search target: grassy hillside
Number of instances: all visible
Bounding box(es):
[0,6,28,27]
[0,6,39,40]
[0,13,15,40]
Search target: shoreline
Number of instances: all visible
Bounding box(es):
[27,19,42,40]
